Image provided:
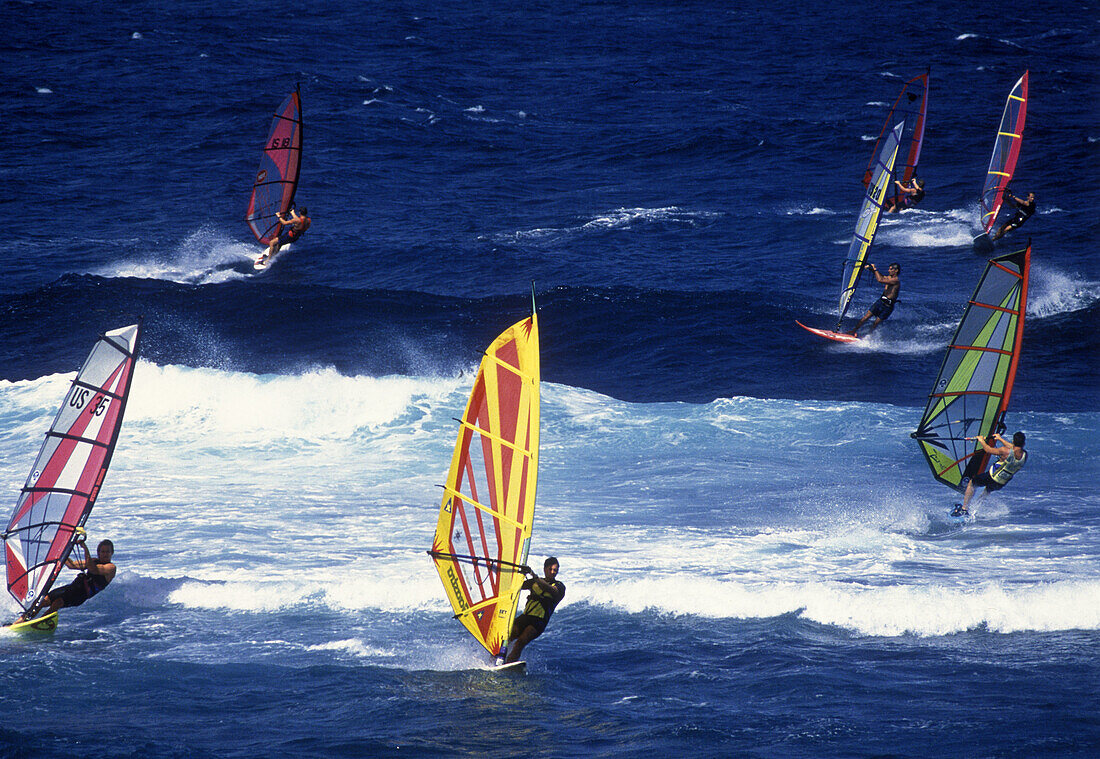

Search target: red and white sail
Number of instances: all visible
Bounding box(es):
[4,324,141,616]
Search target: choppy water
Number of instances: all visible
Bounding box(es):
[1,1,1097,757]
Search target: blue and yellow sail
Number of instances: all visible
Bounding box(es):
[837,121,904,329]
[912,245,1030,491]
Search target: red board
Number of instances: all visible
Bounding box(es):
[795,321,862,343]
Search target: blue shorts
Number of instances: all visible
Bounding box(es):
[870,297,895,320]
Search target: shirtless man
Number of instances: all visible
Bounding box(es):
[849,262,901,337]
[258,206,311,264]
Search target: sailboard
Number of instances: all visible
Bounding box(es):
[862,70,929,209]
[428,308,540,665]
[975,71,1028,247]
[246,85,303,269]
[3,324,141,626]
[798,121,903,340]
[794,321,861,344]
[6,611,58,634]
[911,244,1030,497]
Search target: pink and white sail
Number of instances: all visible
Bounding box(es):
[3,324,141,616]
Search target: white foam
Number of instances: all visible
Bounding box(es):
[583,576,1100,637]
[783,205,836,216]
[1,368,1092,643]
[1027,264,1100,318]
[875,207,977,247]
[94,225,256,284]
[485,206,720,243]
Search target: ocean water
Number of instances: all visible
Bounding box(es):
[2,1,1098,757]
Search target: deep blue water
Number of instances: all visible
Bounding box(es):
[1,1,1098,757]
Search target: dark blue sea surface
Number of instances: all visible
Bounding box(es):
[1,1,1098,757]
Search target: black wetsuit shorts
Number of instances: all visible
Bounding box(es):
[972,471,1005,492]
[510,613,548,640]
[47,576,92,608]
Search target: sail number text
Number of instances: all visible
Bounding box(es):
[70,388,109,416]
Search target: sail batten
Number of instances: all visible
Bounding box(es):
[912,246,1030,492]
[442,487,527,530]
[430,314,540,656]
[979,72,1028,234]
[246,86,303,245]
[4,324,141,616]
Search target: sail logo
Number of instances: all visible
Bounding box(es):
[255,170,267,185]
[446,567,468,612]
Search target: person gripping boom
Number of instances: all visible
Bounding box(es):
[503,557,565,664]
[953,431,1028,516]
[13,536,117,623]
[257,206,311,265]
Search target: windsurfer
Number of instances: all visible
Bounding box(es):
[849,262,901,337]
[992,191,1035,241]
[885,178,925,212]
[955,432,1027,516]
[14,538,116,623]
[258,207,311,264]
[503,557,565,664]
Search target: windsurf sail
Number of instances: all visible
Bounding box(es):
[979,72,1028,234]
[428,310,540,657]
[911,245,1030,491]
[837,120,904,329]
[862,71,929,209]
[3,324,141,618]
[246,85,303,245]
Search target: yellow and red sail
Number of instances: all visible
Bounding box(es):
[429,313,540,656]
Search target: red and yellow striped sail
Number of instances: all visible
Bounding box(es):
[430,313,540,656]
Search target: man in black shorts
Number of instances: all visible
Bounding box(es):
[14,537,116,623]
[992,190,1035,241]
[503,557,565,664]
[849,262,901,337]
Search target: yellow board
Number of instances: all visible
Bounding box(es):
[6,611,59,634]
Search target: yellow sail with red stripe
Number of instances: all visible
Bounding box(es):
[429,312,540,656]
